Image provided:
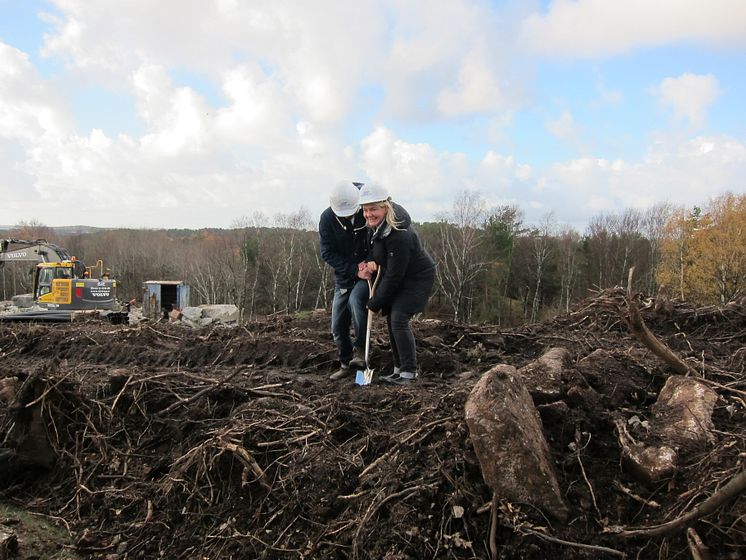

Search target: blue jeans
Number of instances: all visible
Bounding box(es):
[331,280,369,365]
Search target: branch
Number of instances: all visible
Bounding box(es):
[592,268,698,376]
[158,368,245,416]
[622,290,697,376]
[618,468,746,538]
[520,528,626,558]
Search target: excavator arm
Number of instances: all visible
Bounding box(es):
[0,239,72,266]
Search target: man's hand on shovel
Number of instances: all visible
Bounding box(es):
[357,261,372,280]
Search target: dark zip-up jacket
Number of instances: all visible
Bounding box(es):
[367,221,435,314]
[319,202,412,289]
[319,208,368,289]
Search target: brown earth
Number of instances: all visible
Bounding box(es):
[0,293,744,559]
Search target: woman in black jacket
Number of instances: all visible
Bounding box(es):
[359,184,435,384]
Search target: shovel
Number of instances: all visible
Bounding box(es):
[355,266,383,386]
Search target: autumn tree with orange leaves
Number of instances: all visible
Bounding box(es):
[658,193,746,304]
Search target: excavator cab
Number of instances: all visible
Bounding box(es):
[33,261,118,310]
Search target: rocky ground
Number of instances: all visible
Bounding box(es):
[0,292,744,559]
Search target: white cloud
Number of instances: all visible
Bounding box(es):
[599,89,623,105]
[521,0,746,57]
[129,65,211,157]
[437,44,509,116]
[37,1,527,127]
[359,128,541,219]
[546,110,578,141]
[480,151,533,184]
[360,126,448,208]
[0,39,354,227]
[652,73,720,128]
[351,131,745,231]
[592,73,624,106]
[0,42,72,141]
[41,1,384,125]
[538,134,746,230]
[379,1,525,119]
[42,1,236,79]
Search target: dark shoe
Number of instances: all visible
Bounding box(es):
[329,365,352,380]
[349,347,366,369]
[381,371,416,385]
[379,366,400,382]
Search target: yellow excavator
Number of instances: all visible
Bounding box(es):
[0,239,120,320]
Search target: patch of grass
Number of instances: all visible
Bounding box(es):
[0,502,81,559]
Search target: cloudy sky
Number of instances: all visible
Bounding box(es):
[1,0,745,231]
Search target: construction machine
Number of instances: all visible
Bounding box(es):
[0,239,119,314]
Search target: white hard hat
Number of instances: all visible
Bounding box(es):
[358,183,389,205]
[330,181,360,217]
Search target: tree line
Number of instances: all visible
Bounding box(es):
[2,191,744,325]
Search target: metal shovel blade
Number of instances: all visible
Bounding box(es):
[355,367,374,386]
[355,267,382,387]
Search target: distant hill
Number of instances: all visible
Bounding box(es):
[54,225,111,235]
[0,225,260,237]
[0,225,109,235]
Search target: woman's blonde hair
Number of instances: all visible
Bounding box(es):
[365,199,401,230]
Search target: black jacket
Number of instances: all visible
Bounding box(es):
[319,202,412,289]
[367,221,435,314]
[319,207,368,289]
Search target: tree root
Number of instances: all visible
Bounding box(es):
[618,468,746,538]
[519,527,627,557]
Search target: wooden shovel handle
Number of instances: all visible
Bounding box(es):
[364,266,383,367]
[367,265,382,298]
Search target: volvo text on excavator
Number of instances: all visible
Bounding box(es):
[0,239,118,311]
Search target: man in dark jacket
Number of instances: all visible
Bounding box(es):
[319,181,411,380]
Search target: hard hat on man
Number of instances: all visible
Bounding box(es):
[330,181,361,217]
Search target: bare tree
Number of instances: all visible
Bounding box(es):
[642,202,676,295]
[231,212,268,321]
[265,207,314,314]
[556,227,582,313]
[585,209,649,293]
[529,213,556,323]
[434,190,488,322]
[314,251,332,310]
[183,235,233,305]
[612,209,646,289]
[102,229,179,301]
[290,208,315,312]
[12,219,55,242]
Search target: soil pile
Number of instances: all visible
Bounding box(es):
[0,292,744,559]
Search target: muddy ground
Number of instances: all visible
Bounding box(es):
[0,293,744,559]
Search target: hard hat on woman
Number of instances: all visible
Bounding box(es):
[358,183,390,205]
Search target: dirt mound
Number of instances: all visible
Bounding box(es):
[0,295,744,559]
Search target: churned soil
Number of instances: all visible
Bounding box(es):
[0,296,744,559]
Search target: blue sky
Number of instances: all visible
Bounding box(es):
[1,0,745,230]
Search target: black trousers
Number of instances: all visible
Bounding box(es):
[386,307,417,373]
